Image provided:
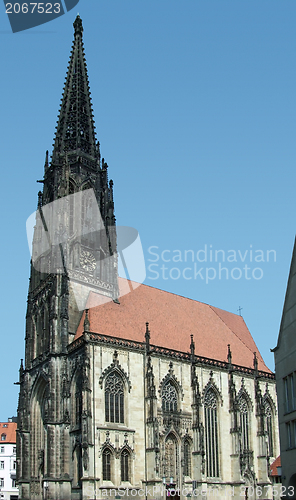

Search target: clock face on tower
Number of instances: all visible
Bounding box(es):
[80,249,97,273]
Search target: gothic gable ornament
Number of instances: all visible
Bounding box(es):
[99,350,131,392]
[202,371,223,406]
[159,362,184,402]
[236,379,253,412]
[262,383,277,414]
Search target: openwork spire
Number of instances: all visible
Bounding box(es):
[52,15,97,163]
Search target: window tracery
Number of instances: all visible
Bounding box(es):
[183,440,191,477]
[102,448,112,481]
[69,181,75,235]
[264,401,273,456]
[238,396,250,451]
[121,450,129,482]
[204,389,219,478]
[105,372,124,423]
[162,381,178,413]
[164,435,178,483]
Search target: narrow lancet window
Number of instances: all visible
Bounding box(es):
[121,450,129,482]
[102,449,112,481]
[204,389,219,478]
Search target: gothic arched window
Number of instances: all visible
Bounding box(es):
[81,185,93,247]
[265,402,274,457]
[69,181,75,236]
[36,309,44,356]
[44,306,49,351]
[121,450,130,482]
[165,434,178,483]
[204,389,219,478]
[105,372,124,423]
[162,381,178,412]
[102,448,112,481]
[238,396,250,451]
[183,440,191,477]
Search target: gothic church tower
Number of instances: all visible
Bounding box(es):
[17,15,279,500]
[17,16,117,500]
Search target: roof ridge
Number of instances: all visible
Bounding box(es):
[209,305,257,359]
[121,278,243,312]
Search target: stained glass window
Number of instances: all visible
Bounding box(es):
[238,396,249,451]
[165,435,178,483]
[121,450,129,482]
[102,449,111,481]
[183,440,191,477]
[162,381,178,412]
[105,373,124,423]
[265,402,273,456]
[204,389,219,478]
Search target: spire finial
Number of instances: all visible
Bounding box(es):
[227,344,232,366]
[73,15,83,37]
[44,150,49,171]
[190,334,195,356]
[145,322,150,352]
[253,351,258,374]
[19,359,24,381]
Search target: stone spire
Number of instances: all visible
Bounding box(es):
[51,15,98,164]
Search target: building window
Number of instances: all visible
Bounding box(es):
[102,449,112,481]
[2,425,7,428]
[12,479,16,487]
[0,462,3,470]
[0,479,4,487]
[0,435,6,441]
[284,373,296,413]
[286,420,296,449]
[0,447,3,453]
[264,402,274,457]
[238,396,250,451]
[204,389,219,478]
[164,434,178,483]
[105,373,124,423]
[287,422,292,449]
[121,450,129,482]
[13,447,16,454]
[183,440,191,477]
[13,461,16,469]
[162,381,178,412]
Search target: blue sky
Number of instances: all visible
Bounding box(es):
[0,1,296,420]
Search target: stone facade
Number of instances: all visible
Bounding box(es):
[273,238,296,499]
[17,15,279,500]
[18,327,279,500]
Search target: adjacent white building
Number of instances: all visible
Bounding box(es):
[0,419,18,500]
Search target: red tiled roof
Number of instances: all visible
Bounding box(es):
[74,278,271,372]
[0,422,16,443]
[270,456,281,476]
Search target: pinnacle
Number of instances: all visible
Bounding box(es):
[73,14,83,37]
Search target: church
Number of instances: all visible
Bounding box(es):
[17,16,279,500]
